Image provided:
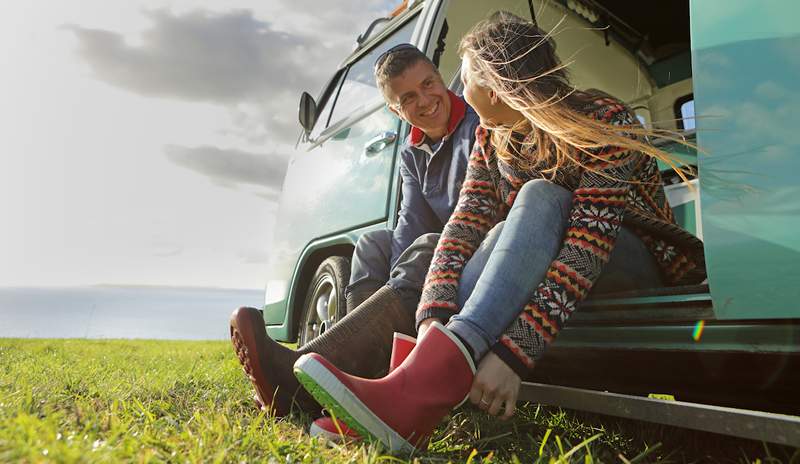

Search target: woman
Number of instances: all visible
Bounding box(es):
[293,13,706,453]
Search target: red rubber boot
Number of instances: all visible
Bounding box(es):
[388,333,416,371]
[294,322,475,453]
[310,333,417,442]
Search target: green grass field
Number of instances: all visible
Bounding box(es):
[0,339,796,463]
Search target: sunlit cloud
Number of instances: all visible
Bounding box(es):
[163,144,287,197]
[63,7,369,144]
[65,9,324,102]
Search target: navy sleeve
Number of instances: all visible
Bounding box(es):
[391,149,443,267]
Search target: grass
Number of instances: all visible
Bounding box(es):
[0,339,797,463]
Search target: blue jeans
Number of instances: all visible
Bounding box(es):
[446,179,663,360]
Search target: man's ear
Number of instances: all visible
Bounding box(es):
[388,104,402,118]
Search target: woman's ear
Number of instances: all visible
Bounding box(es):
[489,90,499,105]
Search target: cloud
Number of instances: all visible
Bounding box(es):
[66,9,323,103]
[163,145,287,197]
[237,248,270,264]
[153,244,184,258]
[64,4,393,144]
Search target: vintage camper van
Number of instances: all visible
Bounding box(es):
[260,0,800,442]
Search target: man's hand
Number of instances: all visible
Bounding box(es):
[469,351,521,420]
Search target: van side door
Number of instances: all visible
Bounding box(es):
[691,0,800,319]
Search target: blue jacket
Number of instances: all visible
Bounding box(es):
[390,93,480,266]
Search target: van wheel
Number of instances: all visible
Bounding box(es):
[298,256,350,345]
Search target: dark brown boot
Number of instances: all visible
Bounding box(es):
[345,281,383,313]
[230,285,415,417]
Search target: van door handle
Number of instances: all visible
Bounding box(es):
[364,131,397,155]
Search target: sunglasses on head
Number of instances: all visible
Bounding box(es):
[374,43,420,69]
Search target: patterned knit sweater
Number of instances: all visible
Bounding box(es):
[416,97,706,375]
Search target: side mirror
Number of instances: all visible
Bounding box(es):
[298,92,318,135]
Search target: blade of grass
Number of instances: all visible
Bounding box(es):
[558,433,603,463]
[466,448,479,464]
[629,442,662,464]
[539,428,552,457]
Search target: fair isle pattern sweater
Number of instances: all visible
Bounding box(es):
[416,98,706,375]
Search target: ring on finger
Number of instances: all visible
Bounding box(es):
[479,398,491,406]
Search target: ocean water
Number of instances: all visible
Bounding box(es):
[0,286,263,340]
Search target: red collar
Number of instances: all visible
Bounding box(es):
[409,91,466,147]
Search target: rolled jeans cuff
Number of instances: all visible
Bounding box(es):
[415,308,454,329]
[446,317,493,361]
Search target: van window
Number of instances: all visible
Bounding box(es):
[676,95,695,131]
[326,17,418,128]
[310,72,344,139]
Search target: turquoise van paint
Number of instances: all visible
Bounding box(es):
[261,107,404,333]
[691,0,800,318]
[556,323,800,354]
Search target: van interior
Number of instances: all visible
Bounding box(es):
[431,0,700,243]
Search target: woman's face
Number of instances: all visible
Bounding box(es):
[460,55,495,125]
[461,54,518,127]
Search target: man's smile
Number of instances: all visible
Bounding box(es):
[419,100,440,118]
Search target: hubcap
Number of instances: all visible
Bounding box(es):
[301,274,339,344]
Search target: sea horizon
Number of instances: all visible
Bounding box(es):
[0,285,264,340]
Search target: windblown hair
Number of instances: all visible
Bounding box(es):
[459,12,693,180]
[374,47,440,100]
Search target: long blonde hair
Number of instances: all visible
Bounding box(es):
[459,12,694,181]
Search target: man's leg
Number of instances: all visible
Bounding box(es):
[346,230,392,312]
[446,179,662,360]
[386,232,440,314]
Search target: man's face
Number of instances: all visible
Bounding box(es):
[385,60,451,137]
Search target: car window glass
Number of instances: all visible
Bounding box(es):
[679,99,695,131]
[327,17,418,128]
[310,72,344,139]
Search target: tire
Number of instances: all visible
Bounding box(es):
[297,256,351,345]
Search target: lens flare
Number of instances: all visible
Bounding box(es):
[692,320,705,342]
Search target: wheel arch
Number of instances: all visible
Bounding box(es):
[288,243,355,341]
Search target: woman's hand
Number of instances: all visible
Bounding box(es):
[469,351,521,420]
[416,317,440,338]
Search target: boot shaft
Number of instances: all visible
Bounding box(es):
[300,286,416,378]
[389,333,416,372]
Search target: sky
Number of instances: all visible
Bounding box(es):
[1,0,394,290]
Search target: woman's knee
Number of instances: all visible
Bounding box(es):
[511,180,573,226]
[517,179,572,204]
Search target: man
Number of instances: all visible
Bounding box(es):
[229,44,479,421]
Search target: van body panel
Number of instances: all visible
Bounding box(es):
[691,0,800,319]
[261,106,402,336]
[555,322,800,354]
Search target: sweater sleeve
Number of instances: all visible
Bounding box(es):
[492,104,643,375]
[416,127,500,327]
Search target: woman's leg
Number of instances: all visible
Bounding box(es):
[591,228,663,295]
[447,180,572,360]
[447,180,663,360]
